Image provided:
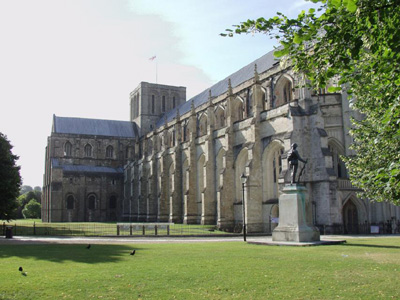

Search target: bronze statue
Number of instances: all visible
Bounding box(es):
[287,143,307,184]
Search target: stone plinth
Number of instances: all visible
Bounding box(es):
[272,184,320,242]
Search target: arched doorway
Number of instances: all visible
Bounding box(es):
[343,199,358,234]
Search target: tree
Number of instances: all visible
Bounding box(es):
[22,199,41,219]
[223,0,400,205]
[16,190,42,218]
[0,133,22,220]
[20,185,33,195]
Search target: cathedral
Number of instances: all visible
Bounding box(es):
[42,48,400,233]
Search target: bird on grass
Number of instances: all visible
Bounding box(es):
[130,250,136,256]
[19,267,27,276]
[86,244,91,249]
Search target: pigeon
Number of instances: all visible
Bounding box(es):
[86,244,91,249]
[19,267,23,272]
[130,250,136,256]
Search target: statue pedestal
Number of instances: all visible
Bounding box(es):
[272,184,320,242]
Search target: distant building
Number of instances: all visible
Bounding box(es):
[42,49,400,233]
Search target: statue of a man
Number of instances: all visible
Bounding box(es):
[287,143,307,184]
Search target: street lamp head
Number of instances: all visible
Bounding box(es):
[241,173,247,184]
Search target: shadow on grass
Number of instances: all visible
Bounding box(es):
[0,244,149,264]
[343,243,400,250]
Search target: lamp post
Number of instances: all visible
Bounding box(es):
[241,173,247,242]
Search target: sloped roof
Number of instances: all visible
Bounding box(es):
[52,158,123,174]
[156,49,279,127]
[53,115,135,138]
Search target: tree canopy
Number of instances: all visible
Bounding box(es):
[223,0,400,205]
[0,133,22,220]
[17,190,42,218]
[22,199,41,219]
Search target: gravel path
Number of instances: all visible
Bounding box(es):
[1,234,398,246]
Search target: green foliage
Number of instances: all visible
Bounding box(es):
[22,199,41,219]
[223,0,400,204]
[0,239,399,299]
[16,189,42,218]
[20,185,33,195]
[0,133,22,220]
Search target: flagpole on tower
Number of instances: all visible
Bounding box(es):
[149,55,157,83]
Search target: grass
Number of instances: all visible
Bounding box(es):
[0,237,399,299]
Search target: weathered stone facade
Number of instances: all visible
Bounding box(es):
[42,116,135,222]
[43,49,400,232]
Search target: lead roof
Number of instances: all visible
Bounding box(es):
[53,115,135,138]
[155,49,278,128]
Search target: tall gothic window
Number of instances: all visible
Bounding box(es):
[66,195,74,210]
[151,95,155,114]
[162,96,166,112]
[84,144,92,157]
[246,89,253,117]
[182,123,188,142]
[273,149,284,183]
[64,141,72,157]
[136,93,140,117]
[275,77,293,106]
[172,130,176,147]
[329,144,348,178]
[173,96,176,108]
[106,145,114,158]
[125,146,130,159]
[88,194,96,210]
[283,81,292,103]
[109,196,117,209]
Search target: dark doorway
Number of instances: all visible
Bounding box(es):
[343,200,358,234]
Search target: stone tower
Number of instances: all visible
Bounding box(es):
[130,82,186,136]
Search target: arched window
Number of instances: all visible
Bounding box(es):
[134,95,138,118]
[273,149,284,183]
[234,97,244,122]
[106,145,114,158]
[162,96,166,112]
[173,96,176,108]
[65,141,72,157]
[182,123,188,142]
[283,81,292,103]
[261,87,267,110]
[136,93,140,117]
[66,195,74,210]
[246,89,253,117]
[84,144,92,157]
[171,130,176,147]
[151,95,155,114]
[328,142,348,178]
[215,107,225,129]
[262,141,285,201]
[274,76,293,107]
[125,146,130,159]
[198,114,208,136]
[88,194,96,210]
[147,139,153,154]
[109,196,117,209]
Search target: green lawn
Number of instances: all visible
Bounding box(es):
[0,238,399,299]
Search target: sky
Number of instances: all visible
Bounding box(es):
[0,0,317,188]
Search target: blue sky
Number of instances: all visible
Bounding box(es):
[0,0,317,187]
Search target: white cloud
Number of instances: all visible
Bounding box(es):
[0,0,317,187]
